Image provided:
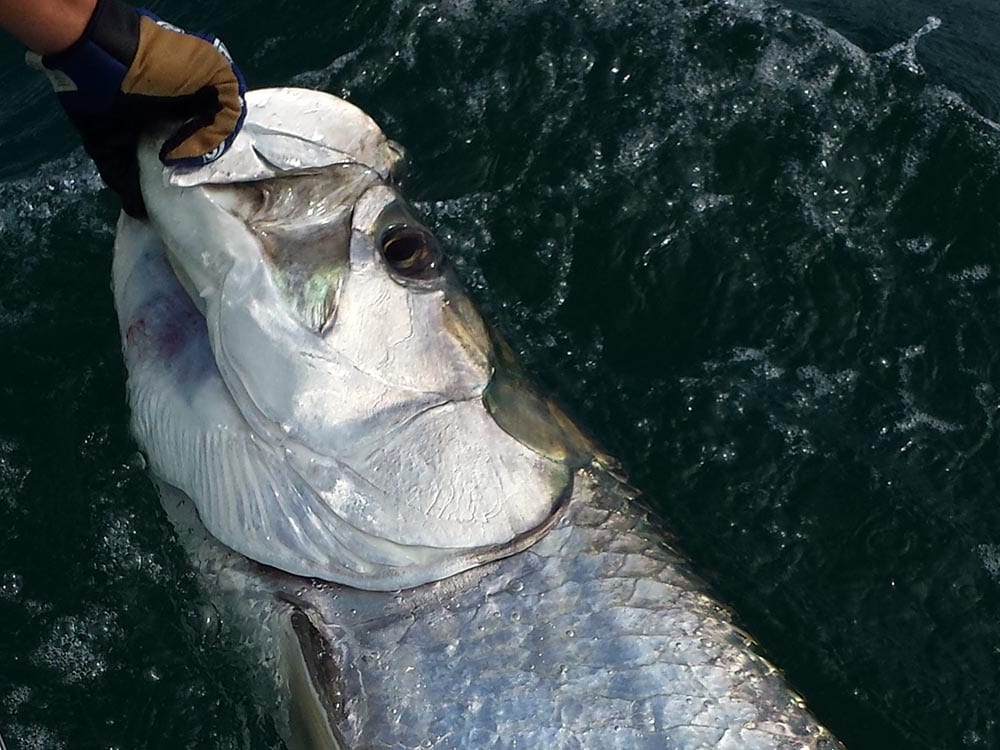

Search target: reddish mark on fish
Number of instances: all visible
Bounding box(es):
[125,309,194,359]
[125,318,147,344]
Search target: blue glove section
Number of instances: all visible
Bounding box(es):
[42,39,129,114]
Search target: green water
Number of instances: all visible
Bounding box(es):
[3,0,1000,748]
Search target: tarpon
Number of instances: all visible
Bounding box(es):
[112,88,844,749]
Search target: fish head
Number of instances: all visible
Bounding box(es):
[131,88,602,590]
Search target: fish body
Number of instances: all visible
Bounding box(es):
[112,88,844,749]
[155,467,843,750]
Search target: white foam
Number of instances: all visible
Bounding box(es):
[874,16,942,76]
[30,609,119,686]
[1,723,64,750]
[977,544,1000,580]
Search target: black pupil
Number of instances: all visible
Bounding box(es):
[383,228,432,272]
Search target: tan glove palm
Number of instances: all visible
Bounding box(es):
[33,0,247,216]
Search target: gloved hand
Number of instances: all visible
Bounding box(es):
[28,0,246,217]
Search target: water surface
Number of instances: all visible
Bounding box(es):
[2,1,1000,748]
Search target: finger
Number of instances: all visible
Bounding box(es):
[123,16,246,165]
[80,124,147,217]
[160,75,243,164]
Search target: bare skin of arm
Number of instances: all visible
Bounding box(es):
[0,0,97,53]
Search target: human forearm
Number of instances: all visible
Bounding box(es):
[0,0,97,53]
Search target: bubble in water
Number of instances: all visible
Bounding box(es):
[31,610,119,685]
[948,265,990,284]
[0,571,23,598]
[963,729,985,747]
[194,603,221,641]
[4,723,65,750]
[143,666,163,683]
[716,444,738,463]
[976,545,1000,581]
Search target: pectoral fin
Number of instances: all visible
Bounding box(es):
[277,606,352,750]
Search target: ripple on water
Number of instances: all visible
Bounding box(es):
[3,0,1000,749]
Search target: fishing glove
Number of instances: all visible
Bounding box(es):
[28,0,246,217]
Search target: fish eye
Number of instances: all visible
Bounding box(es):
[380,225,441,277]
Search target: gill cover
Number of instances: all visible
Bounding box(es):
[120,88,596,590]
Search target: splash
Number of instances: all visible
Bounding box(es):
[875,16,942,76]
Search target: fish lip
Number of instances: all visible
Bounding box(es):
[261,469,576,592]
[198,465,575,593]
